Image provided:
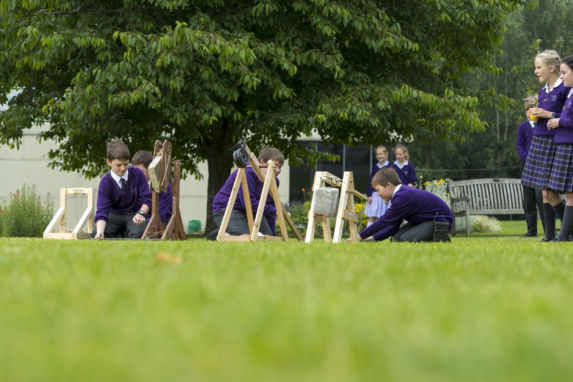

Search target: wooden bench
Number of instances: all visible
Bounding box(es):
[448,178,523,237]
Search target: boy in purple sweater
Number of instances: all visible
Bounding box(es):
[93,141,152,239]
[357,167,453,242]
[132,150,173,226]
[209,147,284,239]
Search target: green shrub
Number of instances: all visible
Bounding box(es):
[1,185,53,237]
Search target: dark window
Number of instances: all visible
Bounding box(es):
[289,142,372,203]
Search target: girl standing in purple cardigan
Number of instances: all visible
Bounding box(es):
[547,55,573,240]
[365,145,392,227]
[522,50,570,241]
[393,143,417,187]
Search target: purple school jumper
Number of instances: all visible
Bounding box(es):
[359,185,453,241]
[548,89,573,192]
[516,121,535,164]
[159,184,173,224]
[212,168,279,234]
[95,166,152,223]
[522,80,570,189]
[394,160,417,185]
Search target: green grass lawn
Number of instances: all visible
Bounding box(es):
[1,220,572,382]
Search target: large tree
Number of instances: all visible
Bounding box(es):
[0,0,518,231]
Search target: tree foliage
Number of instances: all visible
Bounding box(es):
[0,0,519,229]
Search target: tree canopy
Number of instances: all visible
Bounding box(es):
[0,0,519,229]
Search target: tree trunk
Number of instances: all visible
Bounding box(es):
[204,118,235,235]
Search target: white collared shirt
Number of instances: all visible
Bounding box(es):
[110,169,129,188]
[544,78,563,93]
[392,184,402,199]
[394,160,409,169]
[377,160,389,168]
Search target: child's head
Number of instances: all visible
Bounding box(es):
[560,56,573,88]
[131,150,153,181]
[371,167,402,202]
[535,50,561,83]
[375,145,388,163]
[523,95,538,112]
[258,147,284,177]
[106,140,130,177]
[394,143,409,162]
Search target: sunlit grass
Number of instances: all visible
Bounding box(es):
[1,220,571,381]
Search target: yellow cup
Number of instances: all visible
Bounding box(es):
[529,112,539,122]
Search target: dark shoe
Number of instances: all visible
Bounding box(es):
[523,232,537,237]
[540,237,554,242]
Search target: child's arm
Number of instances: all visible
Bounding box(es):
[133,174,152,225]
[94,180,113,239]
[359,198,407,241]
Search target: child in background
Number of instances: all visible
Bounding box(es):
[365,145,392,227]
[517,95,545,237]
[522,49,569,241]
[393,143,417,187]
[93,141,152,239]
[210,147,284,238]
[357,167,453,242]
[131,150,173,227]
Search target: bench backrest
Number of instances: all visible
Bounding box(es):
[448,178,523,215]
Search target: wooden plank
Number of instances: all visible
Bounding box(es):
[43,207,65,238]
[250,161,274,241]
[305,171,324,243]
[217,168,245,241]
[72,207,93,234]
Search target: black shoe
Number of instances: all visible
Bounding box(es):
[540,237,554,242]
[523,232,537,237]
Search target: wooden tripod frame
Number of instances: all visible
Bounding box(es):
[305,171,367,243]
[216,146,303,242]
[142,140,186,240]
[44,187,94,239]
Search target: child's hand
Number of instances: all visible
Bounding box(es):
[133,213,146,225]
[547,118,560,130]
[368,196,372,204]
[94,232,104,240]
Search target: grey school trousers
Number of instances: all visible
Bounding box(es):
[212,209,273,236]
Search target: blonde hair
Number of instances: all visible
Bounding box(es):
[523,95,538,111]
[395,143,409,160]
[375,145,388,154]
[536,50,561,74]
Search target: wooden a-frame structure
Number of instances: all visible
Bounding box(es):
[305,171,367,243]
[216,145,303,242]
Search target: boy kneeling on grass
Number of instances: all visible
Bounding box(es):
[93,141,152,240]
[356,167,453,242]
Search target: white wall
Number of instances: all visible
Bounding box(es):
[0,125,290,232]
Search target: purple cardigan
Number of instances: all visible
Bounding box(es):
[159,184,173,223]
[516,121,534,163]
[394,161,417,185]
[367,162,407,196]
[95,166,152,223]
[212,168,279,234]
[533,81,570,136]
[359,185,453,241]
[554,90,573,144]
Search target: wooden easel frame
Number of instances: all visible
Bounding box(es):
[142,140,186,240]
[216,146,303,242]
[43,187,94,239]
[305,171,367,243]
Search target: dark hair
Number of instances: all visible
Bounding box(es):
[259,147,284,165]
[372,167,402,187]
[562,55,573,72]
[106,140,130,161]
[131,150,153,168]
